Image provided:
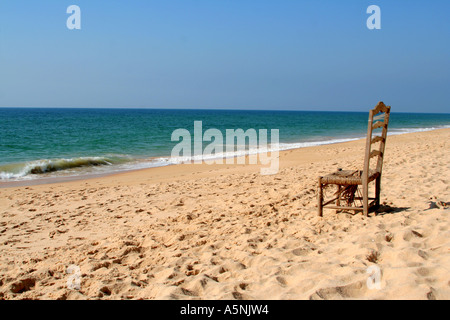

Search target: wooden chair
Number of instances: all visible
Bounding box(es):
[318,102,391,217]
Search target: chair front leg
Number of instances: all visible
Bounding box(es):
[318,177,324,217]
[335,185,343,214]
[362,182,369,217]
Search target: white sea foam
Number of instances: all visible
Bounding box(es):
[152,125,450,165]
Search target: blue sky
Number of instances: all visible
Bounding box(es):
[0,0,449,112]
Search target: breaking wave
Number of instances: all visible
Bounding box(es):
[0,156,133,180]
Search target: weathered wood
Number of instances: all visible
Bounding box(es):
[318,178,323,217]
[323,197,339,206]
[363,182,369,216]
[376,107,390,174]
[335,185,342,213]
[372,121,385,130]
[371,136,384,144]
[375,177,381,208]
[323,200,377,212]
[324,205,364,211]
[372,101,389,115]
[370,150,383,159]
[318,102,391,217]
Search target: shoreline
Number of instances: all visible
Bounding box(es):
[1,127,449,190]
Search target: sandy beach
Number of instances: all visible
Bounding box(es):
[0,128,448,300]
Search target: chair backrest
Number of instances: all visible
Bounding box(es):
[362,102,391,182]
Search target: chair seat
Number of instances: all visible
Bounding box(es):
[319,169,380,185]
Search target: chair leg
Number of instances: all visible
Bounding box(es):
[335,185,342,214]
[375,177,381,209]
[318,178,323,217]
[362,183,369,217]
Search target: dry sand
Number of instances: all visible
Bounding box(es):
[0,129,449,300]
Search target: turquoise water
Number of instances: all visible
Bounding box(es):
[1,108,449,181]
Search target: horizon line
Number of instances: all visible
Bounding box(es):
[1,106,450,115]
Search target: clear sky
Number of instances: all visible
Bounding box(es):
[0,0,449,112]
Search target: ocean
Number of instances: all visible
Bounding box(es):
[1,107,449,182]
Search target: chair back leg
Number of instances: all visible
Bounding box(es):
[375,176,381,209]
